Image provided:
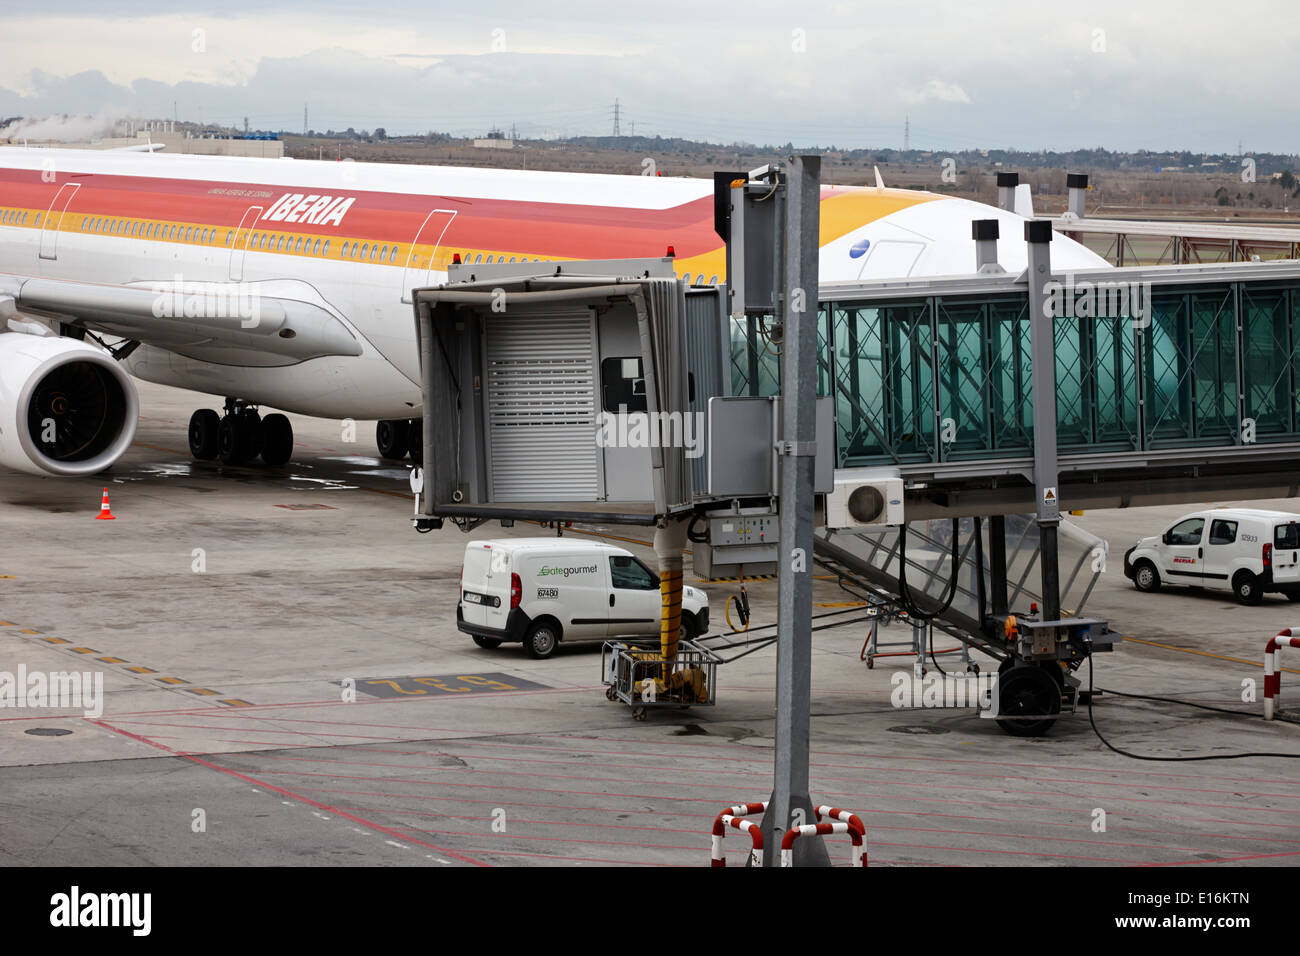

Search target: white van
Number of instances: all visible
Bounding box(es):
[1123,508,1300,605]
[457,538,710,658]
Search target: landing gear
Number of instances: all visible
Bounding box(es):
[377,418,422,463]
[189,400,294,468]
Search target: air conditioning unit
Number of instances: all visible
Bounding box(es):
[825,470,904,528]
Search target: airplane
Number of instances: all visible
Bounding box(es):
[0,148,1110,478]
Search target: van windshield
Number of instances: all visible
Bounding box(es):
[1275,523,1300,549]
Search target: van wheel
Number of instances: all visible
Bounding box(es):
[1132,560,1160,593]
[524,622,559,659]
[678,614,700,643]
[472,635,502,649]
[1233,571,1263,605]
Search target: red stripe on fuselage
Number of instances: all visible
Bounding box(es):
[0,167,721,260]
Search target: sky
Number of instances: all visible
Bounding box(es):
[0,0,1296,154]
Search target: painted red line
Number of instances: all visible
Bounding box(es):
[227,761,1293,815]
[102,683,601,720]
[1138,848,1300,865]
[89,719,489,867]
[234,745,1300,802]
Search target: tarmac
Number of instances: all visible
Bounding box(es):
[2,380,1299,867]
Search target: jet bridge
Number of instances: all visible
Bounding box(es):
[408,228,1300,736]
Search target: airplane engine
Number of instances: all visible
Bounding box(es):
[0,332,138,477]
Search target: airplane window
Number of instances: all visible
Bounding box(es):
[312,239,320,255]
[389,246,398,263]
[322,241,329,256]
[360,243,368,259]
[185,227,192,242]
[226,231,233,246]
[340,242,349,258]
[370,245,378,261]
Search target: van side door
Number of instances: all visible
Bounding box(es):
[1159,516,1205,586]
[1273,521,1300,590]
[1200,518,1240,591]
[607,554,661,638]
[535,553,607,640]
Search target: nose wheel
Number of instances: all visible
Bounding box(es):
[188,401,294,468]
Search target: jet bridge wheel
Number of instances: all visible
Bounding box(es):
[994,662,1062,737]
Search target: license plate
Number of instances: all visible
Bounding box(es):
[464,592,484,605]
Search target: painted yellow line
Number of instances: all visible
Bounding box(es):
[1123,635,1300,675]
[219,699,255,707]
[186,688,220,696]
[0,575,15,579]
[96,656,127,664]
[69,647,98,654]
[42,637,70,645]
[156,677,188,685]
[19,629,41,635]
[126,666,157,674]
[0,620,12,626]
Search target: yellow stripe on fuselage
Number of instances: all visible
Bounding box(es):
[674,186,939,279]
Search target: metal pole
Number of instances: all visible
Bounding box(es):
[761,154,828,866]
[1026,221,1061,631]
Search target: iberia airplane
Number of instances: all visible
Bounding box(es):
[0,148,1108,477]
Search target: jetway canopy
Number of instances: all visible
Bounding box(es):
[732,260,1300,517]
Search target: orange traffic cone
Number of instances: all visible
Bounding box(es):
[96,487,116,520]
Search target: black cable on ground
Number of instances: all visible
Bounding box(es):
[1084,647,1300,761]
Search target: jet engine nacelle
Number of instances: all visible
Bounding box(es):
[0,332,139,477]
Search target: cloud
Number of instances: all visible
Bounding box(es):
[898,80,972,106]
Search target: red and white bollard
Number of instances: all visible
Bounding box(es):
[780,821,867,867]
[1264,628,1300,720]
[711,802,766,867]
[816,805,868,867]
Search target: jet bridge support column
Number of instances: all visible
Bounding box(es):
[654,520,688,662]
[1026,221,1061,628]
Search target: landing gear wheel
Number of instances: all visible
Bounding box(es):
[524,622,559,659]
[1233,570,1263,605]
[1132,560,1161,593]
[376,419,409,460]
[260,413,294,468]
[472,635,502,649]
[188,409,220,460]
[217,415,243,465]
[407,420,423,466]
[237,408,262,461]
[994,663,1062,737]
